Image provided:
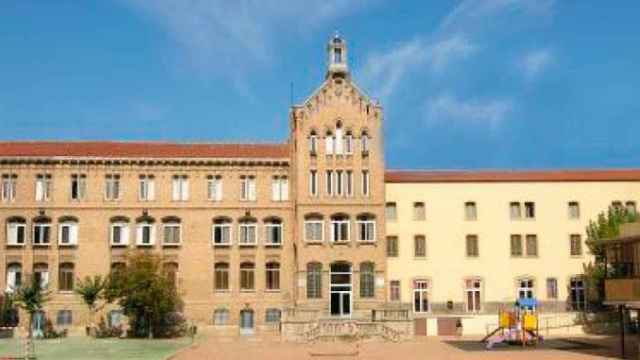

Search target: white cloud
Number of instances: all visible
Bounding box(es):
[361,35,476,99]
[519,48,554,80]
[426,94,514,129]
[121,0,375,78]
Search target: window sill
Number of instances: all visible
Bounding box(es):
[413,257,427,261]
[32,244,51,248]
[331,241,350,245]
[213,243,232,247]
[265,289,281,293]
[110,243,129,247]
[265,243,282,247]
[465,256,480,259]
[58,244,77,248]
[305,241,323,245]
[357,241,376,245]
[136,244,154,247]
[239,244,257,247]
[214,289,231,293]
[162,243,181,247]
[239,290,256,293]
[6,244,25,247]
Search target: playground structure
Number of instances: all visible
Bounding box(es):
[482,298,543,350]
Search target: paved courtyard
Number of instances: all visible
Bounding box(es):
[172,335,636,360]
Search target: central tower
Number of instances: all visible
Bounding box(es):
[289,34,387,319]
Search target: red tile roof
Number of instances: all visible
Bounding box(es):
[385,169,640,183]
[0,141,289,159]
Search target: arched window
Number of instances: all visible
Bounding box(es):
[162,217,181,246]
[238,217,258,246]
[345,130,353,155]
[309,130,318,155]
[58,217,79,246]
[264,217,283,246]
[307,262,322,299]
[359,262,375,298]
[33,263,49,290]
[304,214,324,243]
[325,130,334,155]
[213,309,230,325]
[5,263,22,292]
[110,216,130,246]
[212,217,232,246]
[361,130,370,156]
[356,214,376,242]
[266,262,280,290]
[6,217,26,246]
[330,214,350,243]
[59,263,74,291]
[214,262,229,291]
[163,262,179,288]
[135,216,155,246]
[335,121,344,155]
[240,262,255,290]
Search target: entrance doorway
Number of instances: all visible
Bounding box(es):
[330,262,352,317]
[239,309,254,335]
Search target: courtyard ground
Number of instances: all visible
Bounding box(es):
[171,334,638,360]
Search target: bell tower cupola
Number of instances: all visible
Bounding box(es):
[326,32,349,79]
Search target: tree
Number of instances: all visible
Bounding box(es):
[105,252,183,338]
[75,275,106,333]
[13,274,51,357]
[584,206,638,305]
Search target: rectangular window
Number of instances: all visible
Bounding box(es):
[213,309,229,324]
[510,234,522,256]
[171,175,189,201]
[466,235,479,257]
[361,134,369,155]
[59,265,74,291]
[336,170,343,196]
[465,279,482,312]
[361,170,370,197]
[390,280,401,301]
[331,218,350,242]
[465,202,477,221]
[212,222,232,246]
[207,175,223,201]
[104,174,120,201]
[345,134,353,154]
[35,174,52,201]
[414,280,429,313]
[569,277,586,311]
[139,175,155,201]
[517,279,534,299]
[570,234,582,256]
[70,174,86,201]
[7,222,26,245]
[214,264,229,291]
[413,202,426,221]
[357,220,376,242]
[524,202,535,219]
[326,170,334,196]
[271,176,289,201]
[240,176,256,201]
[58,223,78,246]
[325,134,334,155]
[163,224,181,245]
[304,220,323,242]
[239,223,257,245]
[546,278,558,299]
[309,170,318,197]
[568,201,580,219]
[386,236,398,257]
[525,234,538,256]
[136,224,155,246]
[33,224,51,245]
[309,135,318,155]
[414,235,426,258]
[1,174,17,202]
[56,310,72,326]
[385,202,397,222]
[266,264,280,290]
[265,222,283,246]
[110,223,129,246]
[345,170,353,197]
[509,202,521,220]
[240,264,255,290]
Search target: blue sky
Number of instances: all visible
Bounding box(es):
[1,1,640,169]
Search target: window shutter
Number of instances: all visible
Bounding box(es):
[272,179,279,201]
[136,225,143,245]
[6,270,15,291]
[216,180,223,201]
[249,179,256,201]
[326,136,334,155]
[35,181,43,201]
[70,224,78,245]
[172,179,180,201]
[150,225,156,245]
[335,129,343,154]
[148,180,155,201]
[281,178,288,201]
[182,179,189,200]
[121,225,129,245]
[41,271,49,289]
[7,224,16,245]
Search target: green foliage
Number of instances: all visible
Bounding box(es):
[13,275,50,316]
[105,252,183,338]
[75,275,106,311]
[0,293,19,327]
[586,206,638,261]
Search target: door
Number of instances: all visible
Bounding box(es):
[330,291,351,316]
[32,311,45,338]
[414,318,427,336]
[239,310,254,335]
[330,262,352,317]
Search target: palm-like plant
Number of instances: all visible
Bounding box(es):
[14,274,50,340]
[75,275,106,332]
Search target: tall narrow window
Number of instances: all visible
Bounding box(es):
[546,278,558,299]
[569,277,586,311]
[213,309,229,325]
[335,170,343,196]
[413,202,426,221]
[139,174,155,201]
[525,234,538,256]
[361,170,370,197]
[214,263,229,291]
[359,262,375,298]
[207,175,223,202]
[335,122,344,155]
[524,202,535,219]
[466,235,479,257]
[304,214,324,242]
[136,220,155,246]
[172,175,189,201]
[356,214,376,242]
[509,202,521,220]
[266,262,280,291]
[104,174,120,201]
[35,174,52,201]
[33,218,52,245]
[465,202,477,221]
[414,280,429,313]
[309,131,318,155]
[465,279,482,312]
[345,170,353,197]
[307,262,322,299]
[271,176,288,201]
[58,219,78,246]
[212,218,232,246]
[59,263,75,291]
[414,235,426,258]
[1,174,17,202]
[56,310,73,327]
[33,263,49,290]
[570,234,582,256]
[70,174,86,201]
[325,131,334,155]
[334,47,342,63]
[361,131,370,155]
[326,170,334,196]
[5,263,22,292]
[239,218,258,245]
[240,176,257,201]
[162,218,181,246]
[265,218,283,246]
[390,280,401,301]
[110,220,129,246]
[517,278,534,299]
[330,214,350,243]
[309,170,318,197]
[345,131,353,155]
[385,202,397,222]
[240,262,255,291]
[386,236,399,257]
[510,234,522,256]
[568,201,580,219]
[6,218,26,246]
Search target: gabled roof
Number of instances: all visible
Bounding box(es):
[0,141,289,159]
[385,169,640,183]
[293,78,377,109]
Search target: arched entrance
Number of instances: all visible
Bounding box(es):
[239,309,254,335]
[330,262,352,317]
